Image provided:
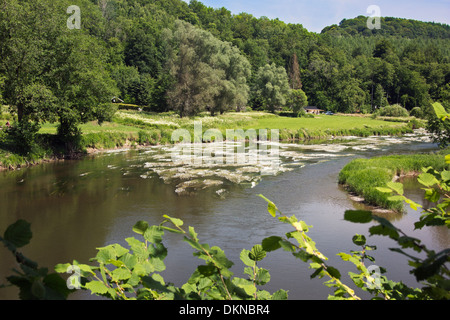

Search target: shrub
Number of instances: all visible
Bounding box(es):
[375,104,410,117]
[410,107,424,119]
[6,121,41,155]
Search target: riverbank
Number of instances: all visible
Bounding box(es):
[0,110,423,171]
[338,149,450,212]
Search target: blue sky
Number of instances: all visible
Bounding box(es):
[184,0,450,33]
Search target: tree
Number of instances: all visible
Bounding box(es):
[288,53,302,90]
[336,78,367,113]
[124,27,161,76]
[208,42,252,116]
[373,83,388,109]
[165,21,221,117]
[0,0,118,151]
[48,32,119,148]
[165,20,251,117]
[110,64,141,104]
[0,0,62,124]
[252,63,290,113]
[289,89,308,115]
[397,65,430,110]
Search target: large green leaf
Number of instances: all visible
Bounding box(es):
[261,236,282,252]
[418,173,439,187]
[85,281,109,295]
[441,170,450,182]
[326,266,341,280]
[413,250,450,281]
[143,225,164,244]
[233,277,256,296]
[344,210,373,224]
[31,279,45,299]
[210,246,234,270]
[369,219,399,240]
[258,195,278,217]
[95,246,116,264]
[445,155,450,164]
[3,220,32,249]
[424,188,441,203]
[432,102,450,120]
[119,252,138,269]
[376,187,393,193]
[386,182,404,196]
[132,221,149,235]
[271,289,288,300]
[352,234,367,246]
[149,257,166,272]
[111,267,131,281]
[255,268,271,285]
[163,215,184,227]
[112,244,129,258]
[249,245,266,262]
[240,249,254,267]
[43,273,73,300]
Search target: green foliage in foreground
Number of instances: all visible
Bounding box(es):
[0,219,71,300]
[427,102,450,148]
[1,159,449,300]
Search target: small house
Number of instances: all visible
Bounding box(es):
[304,107,323,115]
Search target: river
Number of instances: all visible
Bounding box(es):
[0,132,448,300]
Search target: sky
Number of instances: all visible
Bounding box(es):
[184,0,450,33]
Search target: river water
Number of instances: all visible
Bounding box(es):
[0,132,448,300]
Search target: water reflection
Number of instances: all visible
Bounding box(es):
[0,132,448,300]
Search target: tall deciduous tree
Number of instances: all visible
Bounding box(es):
[252,63,290,113]
[288,53,302,90]
[208,41,252,115]
[289,89,308,115]
[165,20,251,117]
[0,0,118,150]
[0,0,62,123]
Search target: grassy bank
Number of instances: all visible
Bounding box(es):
[338,150,450,212]
[111,110,418,139]
[36,110,418,145]
[1,110,422,170]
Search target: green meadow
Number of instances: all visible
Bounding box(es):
[38,110,417,139]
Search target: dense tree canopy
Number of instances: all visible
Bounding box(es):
[1,0,449,150]
[0,0,118,150]
[165,20,251,117]
[252,63,290,113]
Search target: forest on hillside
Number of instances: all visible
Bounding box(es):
[1,0,449,137]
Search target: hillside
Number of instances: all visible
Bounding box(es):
[322,15,450,39]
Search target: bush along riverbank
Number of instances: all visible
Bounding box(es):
[338,149,450,212]
[0,130,166,171]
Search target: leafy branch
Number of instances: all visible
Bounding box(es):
[258,194,361,300]
[0,220,71,300]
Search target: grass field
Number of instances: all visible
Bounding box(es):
[38,110,417,138]
[251,114,406,130]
